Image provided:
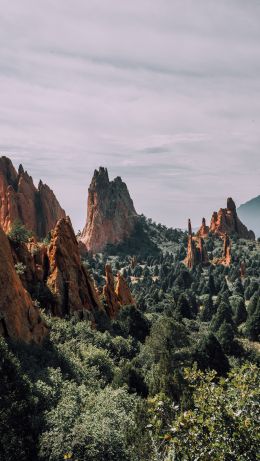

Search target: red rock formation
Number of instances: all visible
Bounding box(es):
[185,219,209,268]
[103,264,120,318]
[80,167,137,253]
[210,198,255,240]
[223,233,231,266]
[0,225,47,343]
[197,218,209,238]
[47,217,101,318]
[0,156,65,238]
[115,273,136,306]
[214,233,232,267]
[10,239,47,293]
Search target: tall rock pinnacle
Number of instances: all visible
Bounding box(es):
[80,167,138,253]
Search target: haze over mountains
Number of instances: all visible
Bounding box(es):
[238,196,260,238]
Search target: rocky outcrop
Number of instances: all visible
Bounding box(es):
[197,218,209,238]
[185,220,209,269]
[214,233,232,267]
[80,167,137,253]
[210,198,255,240]
[103,264,120,318]
[0,225,47,343]
[46,217,101,318]
[0,156,65,238]
[115,273,136,306]
[222,233,232,266]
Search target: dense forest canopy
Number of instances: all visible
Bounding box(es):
[1,216,260,461]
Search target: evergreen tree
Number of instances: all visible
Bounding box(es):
[211,302,234,333]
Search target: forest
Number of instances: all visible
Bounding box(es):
[1,217,260,461]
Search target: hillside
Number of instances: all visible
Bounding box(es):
[238,195,260,238]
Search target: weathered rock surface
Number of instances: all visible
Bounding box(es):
[185,219,209,269]
[0,156,65,238]
[214,233,232,267]
[47,217,101,318]
[197,217,209,238]
[80,167,137,253]
[0,225,47,343]
[103,264,120,318]
[115,273,136,306]
[210,198,255,240]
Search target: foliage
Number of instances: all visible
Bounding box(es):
[8,220,33,243]
[165,363,260,461]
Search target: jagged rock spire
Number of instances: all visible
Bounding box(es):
[80,167,137,253]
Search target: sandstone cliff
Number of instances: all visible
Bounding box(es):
[103,264,121,318]
[197,217,209,238]
[103,265,136,317]
[47,217,101,318]
[80,167,137,253]
[115,272,136,306]
[210,198,255,240]
[185,219,209,269]
[0,225,47,343]
[0,156,65,238]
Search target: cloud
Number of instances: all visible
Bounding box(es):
[0,0,259,230]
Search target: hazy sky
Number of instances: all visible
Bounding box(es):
[0,0,260,232]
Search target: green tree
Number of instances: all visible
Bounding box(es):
[166,364,260,461]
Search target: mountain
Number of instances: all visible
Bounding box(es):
[80,167,138,253]
[238,195,260,238]
[0,156,65,238]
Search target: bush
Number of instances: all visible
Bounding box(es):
[8,221,33,243]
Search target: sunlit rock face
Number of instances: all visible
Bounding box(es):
[0,156,65,238]
[0,225,47,343]
[185,219,209,269]
[210,197,255,240]
[80,167,138,253]
[47,217,102,318]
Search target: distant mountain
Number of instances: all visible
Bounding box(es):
[238,196,260,238]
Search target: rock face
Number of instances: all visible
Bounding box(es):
[0,156,65,238]
[197,218,209,238]
[210,198,255,240]
[185,219,209,269]
[214,233,232,267]
[115,273,135,306]
[103,265,135,318]
[103,264,121,318]
[0,225,47,343]
[47,217,101,318]
[222,233,232,266]
[80,167,137,253]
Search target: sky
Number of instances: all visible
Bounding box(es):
[0,0,260,232]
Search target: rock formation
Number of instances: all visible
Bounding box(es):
[0,225,47,343]
[46,217,101,318]
[80,167,137,253]
[115,273,136,306]
[103,264,121,318]
[222,233,232,266]
[214,233,232,267]
[197,218,209,238]
[0,156,65,238]
[210,198,255,240]
[185,220,209,269]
